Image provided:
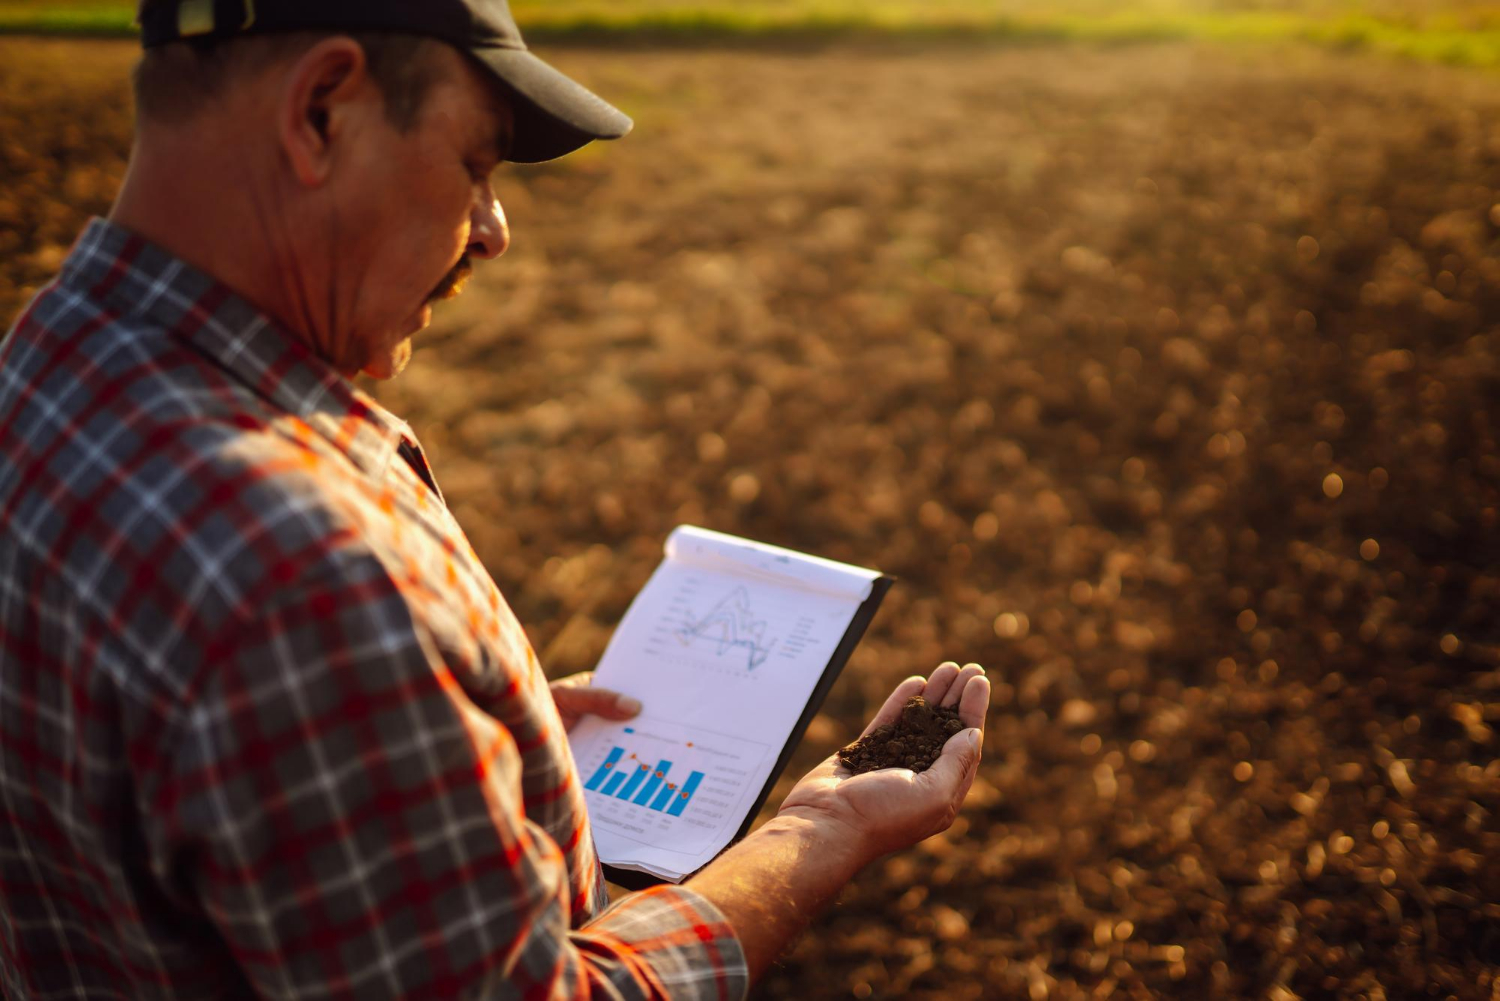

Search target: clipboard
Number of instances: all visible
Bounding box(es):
[602,574,894,890]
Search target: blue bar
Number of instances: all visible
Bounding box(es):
[649,781,675,812]
[617,760,652,800]
[666,771,705,817]
[632,760,673,805]
[584,747,624,791]
[601,771,626,796]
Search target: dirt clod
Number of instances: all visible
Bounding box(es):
[837,696,965,774]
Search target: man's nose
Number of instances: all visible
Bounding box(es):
[468,194,510,260]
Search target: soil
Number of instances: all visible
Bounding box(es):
[839,696,967,774]
[3,36,1498,1001]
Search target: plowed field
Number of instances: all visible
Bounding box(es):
[3,37,1498,1000]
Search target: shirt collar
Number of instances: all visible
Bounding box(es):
[60,217,411,482]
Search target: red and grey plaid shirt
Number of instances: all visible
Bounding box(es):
[0,219,747,1000]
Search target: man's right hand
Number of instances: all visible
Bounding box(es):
[775,662,990,863]
[685,662,991,982]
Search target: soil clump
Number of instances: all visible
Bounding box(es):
[837,696,965,774]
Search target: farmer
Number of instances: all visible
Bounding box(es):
[0,0,991,996]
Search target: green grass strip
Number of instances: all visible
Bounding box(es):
[0,4,134,35]
[0,4,1496,69]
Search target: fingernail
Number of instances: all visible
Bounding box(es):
[968,729,982,751]
[616,696,642,715]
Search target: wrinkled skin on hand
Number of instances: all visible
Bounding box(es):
[778,662,991,862]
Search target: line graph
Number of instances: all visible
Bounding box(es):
[674,585,777,670]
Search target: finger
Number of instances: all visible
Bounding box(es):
[554,686,641,718]
[958,674,991,730]
[939,663,986,708]
[859,676,927,738]
[921,661,962,706]
[920,727,982,798]
[549,671,596,690]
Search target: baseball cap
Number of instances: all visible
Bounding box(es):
[137,0,633,163]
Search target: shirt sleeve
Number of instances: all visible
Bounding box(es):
[141,548,748,1000]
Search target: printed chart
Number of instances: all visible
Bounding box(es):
[673,585,777,670]
[574,526,884,879]
[576,718,771,855]
[643,577,822,678]
[584,745,705,816]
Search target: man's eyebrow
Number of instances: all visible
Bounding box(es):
[494,115,516,164]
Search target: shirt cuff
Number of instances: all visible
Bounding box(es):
[577,883,749,1001]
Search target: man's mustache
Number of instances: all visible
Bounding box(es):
[428,255,473,303]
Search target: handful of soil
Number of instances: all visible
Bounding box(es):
[836,695,965,774]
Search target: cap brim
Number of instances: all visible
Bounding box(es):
[472,47,632,164]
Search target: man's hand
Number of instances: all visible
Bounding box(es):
[688,661,991,980]
[548,671,642,733]
[776,662,990,861]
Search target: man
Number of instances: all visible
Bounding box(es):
[0,0,991,996]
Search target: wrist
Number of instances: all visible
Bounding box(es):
[689,808,872,981]
[759,809,869,881]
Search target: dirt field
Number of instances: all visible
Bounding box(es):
[3,36,1499,1000]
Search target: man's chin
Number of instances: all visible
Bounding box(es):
[360,337,414,381]
[359,305,432,380]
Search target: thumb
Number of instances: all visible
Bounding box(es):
[555,685,642,719]
[921,727,982,792]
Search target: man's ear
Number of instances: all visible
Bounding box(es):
[277,36,371,188]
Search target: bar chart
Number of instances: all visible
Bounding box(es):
[583,743,707,816]
[574,719,771,854]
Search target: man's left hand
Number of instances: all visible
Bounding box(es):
[549,671,643,732]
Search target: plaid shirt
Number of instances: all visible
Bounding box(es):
[0,219,747,1000]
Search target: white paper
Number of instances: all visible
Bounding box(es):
[568,526,881,881]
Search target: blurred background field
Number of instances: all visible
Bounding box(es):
[3,5,1500,1000]
[2,0,1500,66]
